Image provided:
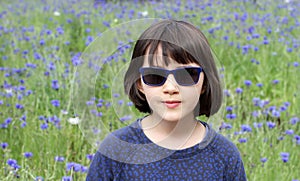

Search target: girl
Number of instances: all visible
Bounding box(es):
[86,19,246,180]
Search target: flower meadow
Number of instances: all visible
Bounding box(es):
[0,0,299,180]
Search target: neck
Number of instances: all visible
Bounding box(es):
[141,114,204,150]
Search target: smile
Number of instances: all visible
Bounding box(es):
[163,101,181,108]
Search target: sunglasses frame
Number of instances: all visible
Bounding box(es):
[139,66,203,86]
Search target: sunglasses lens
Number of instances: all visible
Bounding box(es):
[141,68,166,86]
[175,68,201,85]
[140,67,202,86]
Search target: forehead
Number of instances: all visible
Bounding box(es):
[142,41,199,67]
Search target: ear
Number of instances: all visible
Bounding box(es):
[137,79,145,94]
[201,86,206,94]
[200,73,207,95]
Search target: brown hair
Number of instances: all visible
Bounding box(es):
[124,19,222,117]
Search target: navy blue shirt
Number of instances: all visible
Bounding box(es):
[86,119,247,180]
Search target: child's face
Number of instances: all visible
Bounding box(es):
[137,46,204,122]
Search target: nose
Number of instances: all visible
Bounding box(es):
[163,74,179,95]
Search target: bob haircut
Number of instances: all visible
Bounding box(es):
[124,19,222,117]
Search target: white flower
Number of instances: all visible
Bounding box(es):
[67,117,80,125]
[53,11,61,16]
[61,110,68,115]
[141,11,148,17]
[4,88,13,94]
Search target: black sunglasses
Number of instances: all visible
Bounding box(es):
[139,66,203,86]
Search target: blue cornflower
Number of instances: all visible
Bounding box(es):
[266,121,276,129]
[105,102,111,108]
[260,157,267,163]
[18,85,26,91]
[127,102,133,106]
[35,176,44,181]
[56,27,64,35]
[96,102,103,108]
[220,122,232,130]
[280,152,289,163]
[235,88,243,94]
[21,121,27,128]
[5,117,12,125]
[252,111,260,117]
[285,130,294,135]
[226,106,233,112]
[259,100,269,108]
[66,162,82,172]
[252,33,260,39]
[284,102,290,107]
[51,100,60,107]
[85,36,94,46]
[34,52,42,60]
[272,79,279,84]
[40,39,45,46]
[15,103,24,109]
[7,159,21,169]
[81,166,88,173]
[253,122,263,128]
[24,152,33,158]
[238,138,247,143]
[86,154,94,161]
[51,80,59,90]
[120,115,132,122]
[113,93,120,98]
[40,123,48,130]
[290,117,299,125]
[286,47,293,53]
[55,156,65,162]
[118,100,124,105]
[16,94,23,101]
[226,113,237,119]
[293,62,299,67]
[48,62,56,71]
[268,106,276,112]
[278,136,284,141]
[1,142,8,149]
[97,112,103,117]
[85,28,91,33]
[244,80,252,86]
[102,21,110,27]
[280,106,287,112]
[62,176,72,181]
[252,97,260,106]
[224,89,231,97]
[86,101,94,106]
[242,45,250,54]
[294,135,300,145]
[263,36,269,44]
[271,110,280,118]
[256,83,263,87]
[241,124,252,132]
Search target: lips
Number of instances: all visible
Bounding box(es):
[164,100,181,108]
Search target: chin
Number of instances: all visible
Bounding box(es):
[161,114,183,122]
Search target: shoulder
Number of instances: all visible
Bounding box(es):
[209,132,242,163]
[110,119,143,143]
[208,133,247,180]
[97,119,144,162]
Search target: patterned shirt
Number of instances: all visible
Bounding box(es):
[86,119,247,180]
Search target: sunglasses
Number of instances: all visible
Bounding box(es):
[139,66,203,86]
